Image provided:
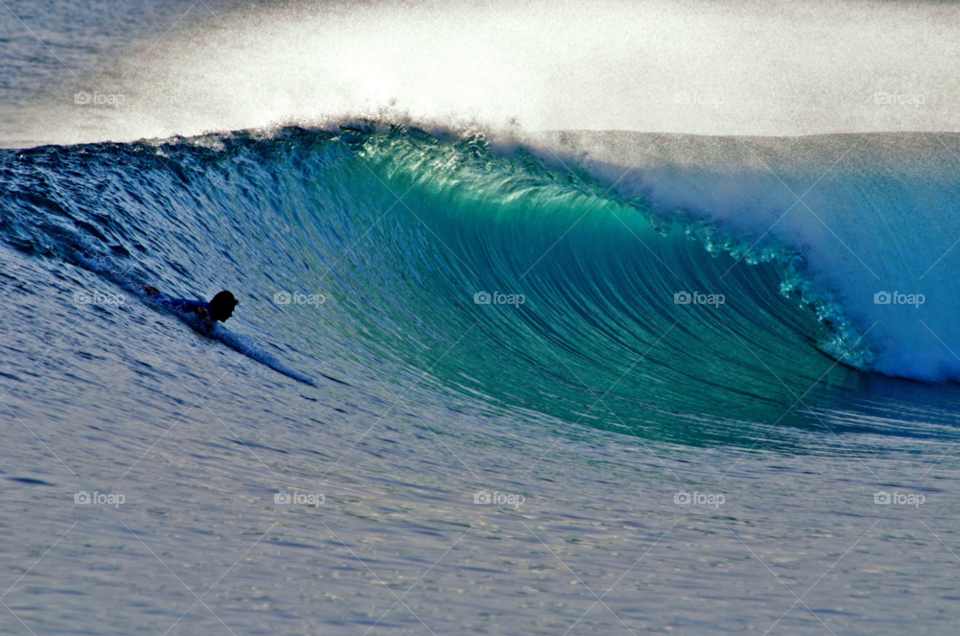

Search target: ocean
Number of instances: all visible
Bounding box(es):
[2,1,960,634]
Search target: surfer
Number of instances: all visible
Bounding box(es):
[140,285,312,384]
[141,286,238,330]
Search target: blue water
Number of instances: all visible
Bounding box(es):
[3,1,960,635]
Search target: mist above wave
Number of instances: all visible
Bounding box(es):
[7,0,960,147]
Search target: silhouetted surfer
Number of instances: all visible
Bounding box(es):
[142,286,238,331]
[140,285,312,384]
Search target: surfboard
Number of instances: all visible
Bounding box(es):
[211,326,317,386]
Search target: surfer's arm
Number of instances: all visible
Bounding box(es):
[196,305,214,330]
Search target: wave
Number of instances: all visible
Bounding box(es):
[1,125,958,447]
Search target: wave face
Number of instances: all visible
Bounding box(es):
[2,126,959,448]
[551,131,960,383]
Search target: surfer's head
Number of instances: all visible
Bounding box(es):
[210,290,238,322]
